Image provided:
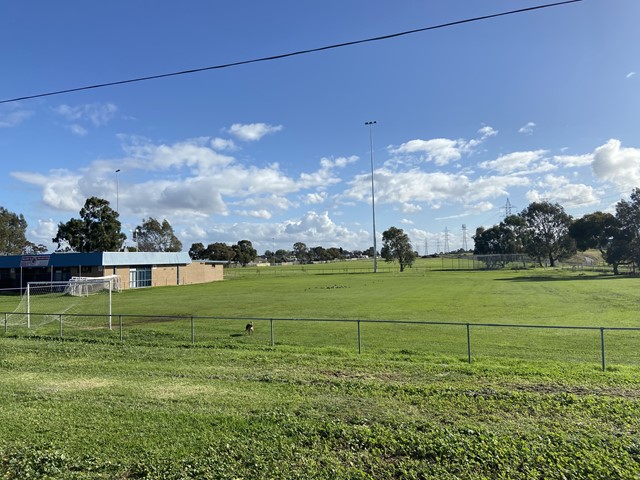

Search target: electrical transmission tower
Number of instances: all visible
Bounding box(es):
[444,227,450,254]
[502,198,516,219]
[461,224,468,251]
[424,239,429,256]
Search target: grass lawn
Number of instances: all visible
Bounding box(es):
[0,265,639,478]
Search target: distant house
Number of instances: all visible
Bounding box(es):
[0,252,224,290]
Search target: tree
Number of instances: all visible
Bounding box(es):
[569,211,618,253]
[362,246,376,258]
[520,202,575,267]
[310,246,330,262]
[381,226,416,272]
[135,217,182,252]
[293,242,310,264]
[611,188,640,273]
[473,216,525,256]
[274,249,292,263]
[205,242,236,262]
[22,241,48,255]
[0,207,29,255]
[232,240,257,266]
[53,197,125,252]
[188,242,206,260]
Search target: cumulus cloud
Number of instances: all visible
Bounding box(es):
[343,168,529,208]
[592,139,640,191]
[553,153,593,168]
[478,125,498,139]
[401,203,422,213]
[479,150,548,174]
[211,137,237,151]
[518,122,536,135]
[303,192,328,205]
[227,123,283,141]
[10,136,353,225]
[281,211,364,246]
[526,174,600,207]
[236,209,272,219]
[388,125,497,166]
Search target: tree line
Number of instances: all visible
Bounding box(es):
[473,188,640,274]
[0,197,182,255]
[13,190,640,275]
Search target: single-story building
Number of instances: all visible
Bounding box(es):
[0,252,224,291]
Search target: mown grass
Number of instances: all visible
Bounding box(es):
[1,337,639,479]
[2,265,638,367]
[1,265,640,478]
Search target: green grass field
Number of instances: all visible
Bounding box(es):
[1,264,639,478]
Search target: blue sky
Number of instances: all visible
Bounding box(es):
[1,0,639,255]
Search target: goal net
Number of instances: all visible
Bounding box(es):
[7,275,120,331]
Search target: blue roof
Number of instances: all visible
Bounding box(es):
[0,252,192,268]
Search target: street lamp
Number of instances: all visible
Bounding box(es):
[130,228,140,252]
[115,169,121,213]
[365,121,378,273]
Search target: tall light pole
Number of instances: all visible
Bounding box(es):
[365,121,378,273]
[115,169,121,213]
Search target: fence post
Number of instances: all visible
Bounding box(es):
[59,314,63,338]
[466,323,472,364]
[357,320,361,354]
[119,315,123,343]
[270,319,274,347]
[191,316,195,345]
[4,312,7,334]
[600,327,605,372]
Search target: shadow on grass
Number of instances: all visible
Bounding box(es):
[497,273,633,282]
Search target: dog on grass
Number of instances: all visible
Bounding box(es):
[245,322,254,335]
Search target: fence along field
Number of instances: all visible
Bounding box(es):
[1,259,640,369]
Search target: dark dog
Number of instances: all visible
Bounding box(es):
[245,322,254,335]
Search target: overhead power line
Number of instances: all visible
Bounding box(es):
[1,0,583,105]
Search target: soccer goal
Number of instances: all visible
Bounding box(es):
[8,275,121,330]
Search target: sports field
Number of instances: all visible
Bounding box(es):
[0,263,639,478]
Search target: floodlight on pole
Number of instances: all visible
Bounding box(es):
[365,121,378,273]
[115,169,121,213]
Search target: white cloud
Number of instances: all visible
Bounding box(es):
[400,218,414,225]
[281,211,365,246]
[592,139,640,192]
[388,125,497,166]
[390,138,463,165]
[627,72,636,79]
[401,203,422,213]
[10,136,346,222]
[553,153,593,168]
[236,209,272,219]
[69,124,88,136]
[211,137,237,151]
[11,170,85,211]
[227,123,283,141]
[344,168,529,208]
[55,103,118,126]
[479,150,548,174]
[526,174,600,207]
[478,125,498,139]
[28,218,58,246]
[303,192,328,205]
[0,109,33,128]
[518,122,536,135]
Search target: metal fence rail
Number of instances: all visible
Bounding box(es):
[2,311,639,371]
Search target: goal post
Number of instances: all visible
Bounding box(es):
[12,275,121,330]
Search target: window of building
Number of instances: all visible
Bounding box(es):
[129,266,152,288]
